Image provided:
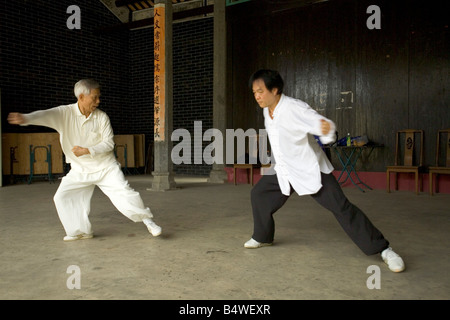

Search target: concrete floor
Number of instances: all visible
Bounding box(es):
[0,174,449,300]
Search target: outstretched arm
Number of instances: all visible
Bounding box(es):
[8,107,64,132]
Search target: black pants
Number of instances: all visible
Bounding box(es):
[250,173,389,255]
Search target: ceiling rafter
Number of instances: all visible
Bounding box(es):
[97,1,213,33]
[115,0,197,12]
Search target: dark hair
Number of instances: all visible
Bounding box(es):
[249,69,284,95]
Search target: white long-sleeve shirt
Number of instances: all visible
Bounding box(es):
[264,94,336,196]
[22,103,117,173]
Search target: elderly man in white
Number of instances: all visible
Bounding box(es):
[245,69,405,273]
[7,79,161,241]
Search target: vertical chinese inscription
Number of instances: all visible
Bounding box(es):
[154,6,165,141]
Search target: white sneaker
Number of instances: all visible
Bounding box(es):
[381,247,405,272]
[144,219,162,237]
[244,238,272,249]
[63,233,93,242]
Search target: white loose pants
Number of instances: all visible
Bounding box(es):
[53,162,153,237]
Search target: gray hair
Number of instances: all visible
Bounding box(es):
[74,79,100,98]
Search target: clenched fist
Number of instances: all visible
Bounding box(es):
[320,119,331,135]
[72,146,90,157]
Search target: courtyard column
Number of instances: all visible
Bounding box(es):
[208,0,228,183]
[151,0,177,191]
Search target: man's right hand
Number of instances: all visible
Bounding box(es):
[320,119,331,135]
[7,113,25,125]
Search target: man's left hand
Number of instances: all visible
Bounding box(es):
[72,146,90,157]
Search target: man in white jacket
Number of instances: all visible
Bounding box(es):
[244,70,405,273]
[7,79,162,241]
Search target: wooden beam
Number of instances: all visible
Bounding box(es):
[140,1,151,9]
[173,3,213,20]
[116,0,145,7]
[153,3,166,142]
[96,4,214,33]
[116,0,155,8]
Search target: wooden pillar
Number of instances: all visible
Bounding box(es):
[151,0,176,191]
[208,0,228,183]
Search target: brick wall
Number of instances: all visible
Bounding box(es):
[0,0,130,134]
[130,18,214,176]
[1,1,214,176]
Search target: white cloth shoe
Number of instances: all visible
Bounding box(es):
[244,238,272,249]
[381,247,405,272]
[63,233,94,242]
[144,218,162,237]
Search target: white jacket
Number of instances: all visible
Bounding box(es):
[22,103,117,173]
[264,94,336,196]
